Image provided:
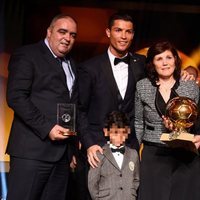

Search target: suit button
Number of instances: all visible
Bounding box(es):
[120,187,123,190]
[120,174,122,177]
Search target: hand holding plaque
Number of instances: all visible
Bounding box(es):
[57,103,76,136]
[160,96,198,153]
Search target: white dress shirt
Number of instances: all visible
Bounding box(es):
[107,48,128,99]
[61,59,75,96]
[110,143,124,169]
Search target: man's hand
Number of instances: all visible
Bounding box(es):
[70,156,77,172]
[87,145,103,168]
[181,70,195,81]
[193,135,200,149]
[49,124,70,140]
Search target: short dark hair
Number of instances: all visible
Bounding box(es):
[146,40,181,85]
[49,14,77,28]
[104,111,130,130]
[108,12,134,29]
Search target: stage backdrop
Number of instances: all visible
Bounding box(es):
[1,1,200,199]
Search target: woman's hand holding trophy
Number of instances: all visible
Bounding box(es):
[161,96,199,153]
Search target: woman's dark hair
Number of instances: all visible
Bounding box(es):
[146,40,182,85]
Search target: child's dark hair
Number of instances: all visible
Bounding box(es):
[104,111,130,130]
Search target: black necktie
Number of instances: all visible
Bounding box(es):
[111,147,125,154]
[114,55,130,65]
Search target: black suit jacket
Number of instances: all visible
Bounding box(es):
[6,40,78,162]
[78,52,146,150]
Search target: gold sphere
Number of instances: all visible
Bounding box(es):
[166,96,198,130]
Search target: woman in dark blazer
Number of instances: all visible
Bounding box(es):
[134,41,200,200]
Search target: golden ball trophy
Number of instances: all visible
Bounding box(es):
[160,96,198,153]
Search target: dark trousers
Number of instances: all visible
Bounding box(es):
[7,155,69,200]
[138,144,200,200]
[67,151,92,200]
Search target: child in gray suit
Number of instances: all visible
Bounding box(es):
[88,111,140,200]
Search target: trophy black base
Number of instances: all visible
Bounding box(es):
[160,133,198,154]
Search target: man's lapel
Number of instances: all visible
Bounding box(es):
[101,53,121,107]
[40,41,70,94]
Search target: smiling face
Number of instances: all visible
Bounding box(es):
[153,50,176,79]
[106,19,134,57]
[47,17,77,57]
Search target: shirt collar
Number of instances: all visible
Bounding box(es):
[44,38,57,58]
[109,143,125,149]
[107,48,128,66]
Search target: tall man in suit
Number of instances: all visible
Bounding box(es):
[6,14,78,200]
[78,12,146,168]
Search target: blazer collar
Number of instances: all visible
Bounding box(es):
[103,144,131,171]
[39,41,73,97]
[128,53,142,82]
[101,52,145,104]
[101,53,119,108]
[101,53,133,101]
[103,144,122,171]
[121,147,131,170]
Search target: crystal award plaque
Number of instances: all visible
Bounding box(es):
[57,103,76,136]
